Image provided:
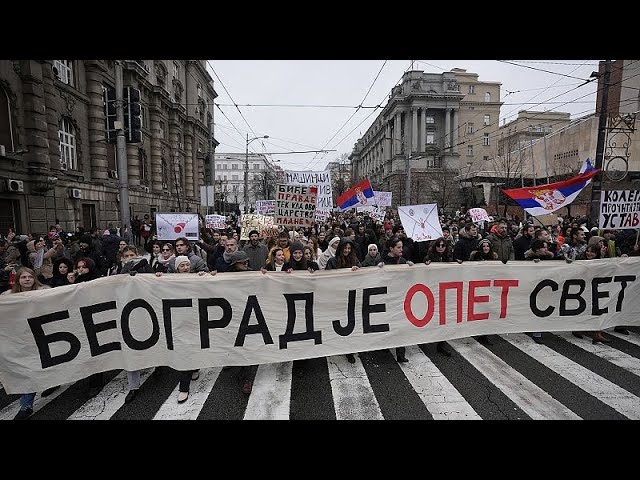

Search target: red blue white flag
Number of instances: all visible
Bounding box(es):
[502,158,600,216]
[336,178,375,211]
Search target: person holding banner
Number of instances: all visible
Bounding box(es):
[168,237,208,273]
[303,246,320,271]
[378,236,414,363]
[2,267,51,419]
[158,255,207,402]
[286,242,316,273]
[263,247,288,272]
[243,230,268,270]
[318,236,341,270]
[326,237,361,363]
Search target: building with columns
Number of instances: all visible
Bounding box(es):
[0,59,216,235]
[349,68,501,211]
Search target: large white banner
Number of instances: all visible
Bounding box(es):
[599,190,640,229]
[397,204,443,242]
[1,259,639,393]
[285,170,333,221]
[155,213,200,241]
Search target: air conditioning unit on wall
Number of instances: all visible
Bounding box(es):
[69,188,82,199]
[7,179,24,192]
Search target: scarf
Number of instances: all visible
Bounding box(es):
[223,250,235,263]
[157,253,174,266]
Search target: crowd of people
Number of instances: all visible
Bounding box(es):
[2,207,639,419]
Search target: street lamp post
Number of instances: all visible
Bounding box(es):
[245,134,269,213]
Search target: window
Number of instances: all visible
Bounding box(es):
[231,164,238,170]
[253,163,260,169]
[141,105,146,128]
[0,85,14,151]
[485,92,491,102]
[483,133,490,146]
[468,85,475,94]
[467,145,474,156]
[173,62,179,79]
[484,114,490,126]
[467,123,474,134]
[223,175,227,181]
[426,133,435,144]
[222,164,228,169]
[54,60,73,86]
[161,159,169,189]
[197,83,202,98]
[159,121,165,139]
[232,175,239,181]
[139,148,148,183]
[483,156,489,162]
[174,84,182,103]
[425,115,434,124]
[58,118,78,170]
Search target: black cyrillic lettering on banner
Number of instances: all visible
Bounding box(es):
[560,279,586,316]
[80,301,120,356]
[198,298,231,349]
[530,279,558,317]
[332,289,356,336]
[279,293,321,349]
[362,287,389,333]
[121,299,160,350]
[613,275,636,312]
[235,295,274,346]
[28,310,81,369]
[163,299,193,350]
[591,277,612,315]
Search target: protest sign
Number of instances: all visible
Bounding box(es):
[599,190,640,229]
[285,170,332,221]
[155,213,200,241]
[397,204,443,241]
[275,184,317,227]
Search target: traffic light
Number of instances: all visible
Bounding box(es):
[104,86,117,143]
[124,86,142,143]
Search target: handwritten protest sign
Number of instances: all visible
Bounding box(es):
[275,184,318,227]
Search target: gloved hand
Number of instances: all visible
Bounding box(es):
[406,261,414,266]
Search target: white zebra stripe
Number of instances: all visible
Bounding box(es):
[503,333,640,419]
[606,330,640,347]
[396,345,480,420]
[153,367,222,420]
[0,384,70,421]
[244,362,293,420]
[448,337,580,420]
[68,369,154,420]
[327,354,383,420]
[556,332,640,377]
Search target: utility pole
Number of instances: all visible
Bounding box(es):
[244,133,249,213]
[589,59,611,227]
[114,61,130,239]
[208,116,215,214]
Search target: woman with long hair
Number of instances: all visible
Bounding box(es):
[2,267,51,419]
[152,242,175,273]
[326,237,361,363]
[263,247,287,272]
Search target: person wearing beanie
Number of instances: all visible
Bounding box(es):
[174,255,191,272]
[318,236,341,270]
[470,238,498,261]
[285,241,309,272]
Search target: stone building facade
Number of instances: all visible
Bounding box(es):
[0,60,216,235]
[349,68,501,211]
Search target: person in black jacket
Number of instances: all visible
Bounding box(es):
[380,236,415,363]
[50,257,75,287]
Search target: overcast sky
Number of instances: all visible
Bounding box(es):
[207,60,600,171]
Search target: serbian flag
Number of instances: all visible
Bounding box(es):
[336,178,375,211]
[502,158,600,216]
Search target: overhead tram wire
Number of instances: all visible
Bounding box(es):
[498,60,593,82]
[206,60,260,145]
[307,60,390,170]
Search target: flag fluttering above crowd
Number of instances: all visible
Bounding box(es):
[336,179,375,211]
[502,158,600,216]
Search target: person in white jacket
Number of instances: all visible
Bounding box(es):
[317,236,341,270]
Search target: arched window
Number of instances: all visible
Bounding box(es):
[58,117,78,170]
[0,85,14,151]
[155,62,167,89]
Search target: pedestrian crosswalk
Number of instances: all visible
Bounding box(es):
[2,327,640,420]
